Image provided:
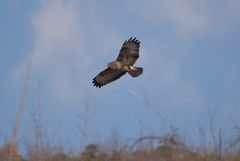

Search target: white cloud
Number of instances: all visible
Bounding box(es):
[160,0,208,37]
[126,0,240,38]
[31,0,83,103]
[206,0,240,31]
[12,0,240,108]
[12,0,202,108]
[122,0,240,105]
[10,0,89,106]
[12,0,123,107]
[126,0,209,38]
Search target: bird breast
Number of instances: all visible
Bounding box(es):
[108,61,130,71]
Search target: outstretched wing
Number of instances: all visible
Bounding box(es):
[92,68,126,88]
[116,37,140,65]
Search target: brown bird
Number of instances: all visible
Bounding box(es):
[92,37,143,88]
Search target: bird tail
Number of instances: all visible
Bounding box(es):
[128,66,143,77]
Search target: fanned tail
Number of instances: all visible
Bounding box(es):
[128,67,143,77]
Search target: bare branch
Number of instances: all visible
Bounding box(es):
[126,89,176,132]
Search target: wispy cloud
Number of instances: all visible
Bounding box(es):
[12,0,123,107]
[125,0,209,39]
[123,0,240,105]
[13,0,203,107]
[12,0,88,106]
[126,0,240,38]
[12,0,240,108]
[6,0,240,147]
[32,0,84,104]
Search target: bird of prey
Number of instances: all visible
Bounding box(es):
[92,37,143,88]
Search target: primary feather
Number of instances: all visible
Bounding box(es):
[92,68,126,88]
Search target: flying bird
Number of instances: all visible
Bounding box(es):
[92,37,143,88]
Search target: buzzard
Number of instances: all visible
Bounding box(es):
[92,37,143,88]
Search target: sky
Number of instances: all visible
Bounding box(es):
[1,0,240,152]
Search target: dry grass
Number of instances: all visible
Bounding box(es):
[1,132,240,161]
[0,142,22,161]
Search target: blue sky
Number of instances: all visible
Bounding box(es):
[1,0,240,151]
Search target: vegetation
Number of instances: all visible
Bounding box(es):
[1,131,240,161]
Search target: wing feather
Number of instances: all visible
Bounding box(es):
[92,68,126,88]
[116,37,140,65]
